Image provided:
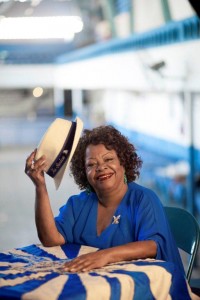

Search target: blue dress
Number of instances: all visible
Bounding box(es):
[55,182,185,275]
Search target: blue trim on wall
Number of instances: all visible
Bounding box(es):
[55,104,65,118]
[112,124,200,169]
[116,0,131,14]
[0,42,74,65]
[56,16,200,64]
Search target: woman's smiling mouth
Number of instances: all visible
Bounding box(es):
[96,173,114,181]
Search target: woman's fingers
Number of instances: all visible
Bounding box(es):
[25,149,37,174]
[63,251,108,273]
[31,157,46,173]
[25,149,47,180]
[64,259,94,272]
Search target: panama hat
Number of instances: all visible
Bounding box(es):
[35,117,83,189]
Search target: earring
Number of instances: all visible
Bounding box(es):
[124,173,128,184]
[86,185,91,195]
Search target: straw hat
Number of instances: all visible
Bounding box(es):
[35,117,83,189]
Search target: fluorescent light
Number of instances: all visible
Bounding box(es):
[0,0,25,2]
[0,0,37,2]
[0,16,83,40]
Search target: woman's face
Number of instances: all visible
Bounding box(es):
[85,144,125,194]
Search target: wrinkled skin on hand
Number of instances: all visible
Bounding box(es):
[63,249,110,273]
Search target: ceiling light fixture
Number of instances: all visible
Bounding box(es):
[0,16,83,40]
[0,0,33,2]
[33,87,43,98]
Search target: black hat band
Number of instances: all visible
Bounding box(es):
[47,121,76,178]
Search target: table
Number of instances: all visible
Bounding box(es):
[0,243,198,300]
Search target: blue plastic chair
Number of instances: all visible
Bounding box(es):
[164,206,200,282]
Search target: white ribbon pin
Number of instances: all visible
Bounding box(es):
[112,215,121,224]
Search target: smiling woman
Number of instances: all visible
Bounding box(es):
[25,121,186,277]
[85,144,127,213]
[71,125,142,191]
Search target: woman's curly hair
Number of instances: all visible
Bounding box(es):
[70,125,143,190]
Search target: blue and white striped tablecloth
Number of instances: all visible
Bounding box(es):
[0,243,196,300]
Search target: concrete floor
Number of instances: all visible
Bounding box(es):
[0,146,79,252]
[0,146,199,284]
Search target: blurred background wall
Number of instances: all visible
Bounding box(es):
[0,0,200,282]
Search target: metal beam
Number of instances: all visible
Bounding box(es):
[101,0,117,38]
[185,91,195,216]
[130,0,134,33]
[160,0,172,22]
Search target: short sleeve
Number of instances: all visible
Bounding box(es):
[133,187,185,274]
[55,196,75,243]
[134,189,166,242]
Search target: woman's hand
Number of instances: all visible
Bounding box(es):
[63,249,110,273]
[63,240,157,273]
[25,149,47,187]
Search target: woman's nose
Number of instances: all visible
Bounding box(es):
[95,162,107,172]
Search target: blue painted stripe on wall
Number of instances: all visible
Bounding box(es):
[116,0,130,14]
[56,16,200,64]
[112,124,200,168]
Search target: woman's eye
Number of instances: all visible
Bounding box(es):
[86,163,96,168]
[87,164,93,167]
[105,158,113,162]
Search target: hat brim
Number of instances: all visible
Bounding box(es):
[53,117,83,189]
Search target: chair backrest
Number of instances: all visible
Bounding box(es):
[164,206,200,282]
